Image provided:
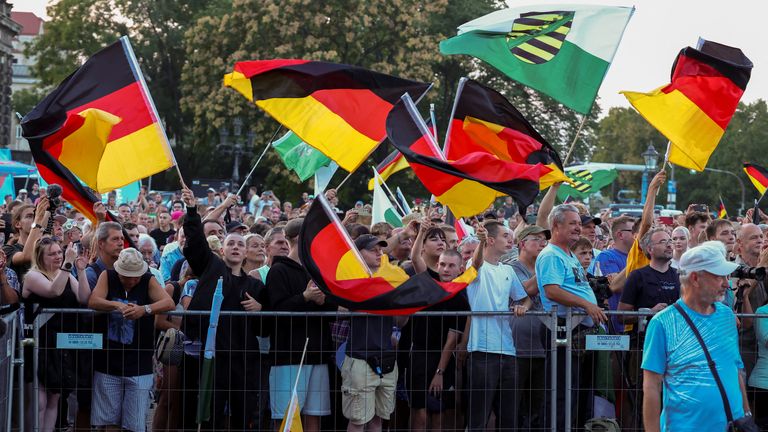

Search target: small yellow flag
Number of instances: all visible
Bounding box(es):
[279,391,303,432]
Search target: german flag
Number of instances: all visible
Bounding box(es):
[718,197,728,219]
[744,163,768,195]
[444,79,569,190]
[387,94,545,218]
[622,40,752,171]
[21,37,174,194]
[223,60,431,172]
[367,148,409,190]
[299,195,475,314]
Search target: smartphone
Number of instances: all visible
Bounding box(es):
[72,240,82,255]
[692,204,708,212]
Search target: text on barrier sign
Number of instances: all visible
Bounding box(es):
[56,333,103,350]
[585,334,630,351]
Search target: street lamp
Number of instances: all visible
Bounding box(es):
[640,143,659,203]
[217,117,255,187]
[689,167,746,216]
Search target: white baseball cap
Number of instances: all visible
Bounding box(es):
[679,241,739,276]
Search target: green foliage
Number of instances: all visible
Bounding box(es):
[591,101,768,215]
[25,0,128,88]
[10,88,46,117]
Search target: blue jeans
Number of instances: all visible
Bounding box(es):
[466,352,518,430]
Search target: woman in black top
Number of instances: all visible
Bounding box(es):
[22,237,91,432]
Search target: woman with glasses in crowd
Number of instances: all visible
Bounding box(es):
[22,237,90,432]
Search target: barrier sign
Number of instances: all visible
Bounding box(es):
[56,333,103,349]
[585,334,629,351]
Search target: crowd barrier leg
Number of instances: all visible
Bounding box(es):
[5,314,17,431]
[546,307,559,432]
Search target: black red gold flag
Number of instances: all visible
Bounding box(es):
[386,94,546,218]
[223,60,431,172]
[444,78,569,189]
[299,195,475,314]
[623,40,752,171]
[744,163,768,195]
[21,36,174,194]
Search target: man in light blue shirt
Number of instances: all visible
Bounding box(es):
[536,204,606,429]
[643,241,750,432]
[466,221,530,431]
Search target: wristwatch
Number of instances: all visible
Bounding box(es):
[144,304,152,315]
[435,368,444,376]
[31,222,42,230]
[60,262,72,271]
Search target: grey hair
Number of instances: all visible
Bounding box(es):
[640,227,668,253]
[95,221,122,243]
[548,204,579,229]
[137,233,158,253]
[458,235,480,253]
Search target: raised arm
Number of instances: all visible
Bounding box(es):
[536,183,562,229]
[638,170,666,240]
[471,225,487,270]
[13,198,48,267]
[410,220,430,273]
[71,244,91,305]
[204,193,239,224]
[181,188,212,276]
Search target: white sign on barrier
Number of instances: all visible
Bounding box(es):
[585,334,630,351]
[56,333,103,349]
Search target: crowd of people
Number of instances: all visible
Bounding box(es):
[0,171,767,431]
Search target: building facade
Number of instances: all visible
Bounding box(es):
[0,1,20,148]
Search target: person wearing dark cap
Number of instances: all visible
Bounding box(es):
[342,234,405,432]
[226,220,249,236]
[509,225,550,429]
[579,214,603,259]
[266,218,337,430]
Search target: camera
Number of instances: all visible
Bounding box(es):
[48,184,63,209]
[588,275,611,306]
[731,265,767,281]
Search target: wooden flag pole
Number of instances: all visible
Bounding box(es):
[562,114,589,165]
[236,124,283,197]
[334,171,354,191]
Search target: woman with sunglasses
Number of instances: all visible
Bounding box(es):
[22,238,90,432]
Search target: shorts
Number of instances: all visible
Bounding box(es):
[91,371,153,432]
[269,364,331,419]
[341,356,398,425]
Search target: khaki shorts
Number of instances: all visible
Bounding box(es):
[341,356,398,425]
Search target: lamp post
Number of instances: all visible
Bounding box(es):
[218,117,255,188]
[640,143,659,204]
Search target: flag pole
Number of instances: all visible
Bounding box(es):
[442,77,468,155]
[373,167,407,216]
[280,338,310,432]
[236,124,283,197]
[562,113,589,165]
[429,103,439,143]
[334,171,354,191]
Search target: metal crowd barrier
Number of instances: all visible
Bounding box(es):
[1,311,21,432]
[18,307,768,431]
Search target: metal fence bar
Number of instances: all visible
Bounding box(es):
[549,307,558,432]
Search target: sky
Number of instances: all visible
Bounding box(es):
[20,0,767,111]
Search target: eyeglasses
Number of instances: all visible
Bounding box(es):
[652,239,673,246]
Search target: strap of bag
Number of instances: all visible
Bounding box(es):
[672,302,734,423]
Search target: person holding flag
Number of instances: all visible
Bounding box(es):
[179,188,268,430]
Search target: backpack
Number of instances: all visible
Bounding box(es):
[154,327,186,366]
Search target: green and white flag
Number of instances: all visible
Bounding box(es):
[272,131,332,181]
[440,5,634,114]
[372,169,403,227]
[557,167,618,200]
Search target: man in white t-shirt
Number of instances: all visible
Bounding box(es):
[466,221,531,431]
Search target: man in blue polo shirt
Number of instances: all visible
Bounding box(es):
[642,241,751,432]
[537,204,607,429]
[592,215,635,333]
